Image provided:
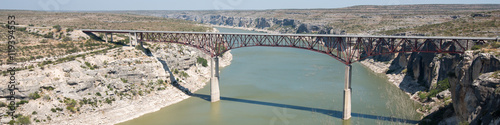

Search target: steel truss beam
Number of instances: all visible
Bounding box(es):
[81,29,496,65]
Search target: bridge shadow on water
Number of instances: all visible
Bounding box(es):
[191,93,419,124]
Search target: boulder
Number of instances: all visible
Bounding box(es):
[63,67,72,72]
[437,90,451,99]
[67,80,78,85]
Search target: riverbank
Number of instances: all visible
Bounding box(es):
[358,54,435,117]
[108,50,233,125]
[35,44,232,124]
[359,57,426,96]
[0,29,233,125]
[107,31,233,124]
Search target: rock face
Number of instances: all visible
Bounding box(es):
[364,48,500,124]
[296,24,309,33]
[0,42,232,124]
[254,18,270,29]
[171,14,338,34]
[449,53,500,124]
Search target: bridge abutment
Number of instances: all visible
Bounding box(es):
[343,65,352,120]
[211,56,220,102]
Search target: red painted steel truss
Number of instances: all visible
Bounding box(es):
[82,30,495,65]
[138,32,492,65]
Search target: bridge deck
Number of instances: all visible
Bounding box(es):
[80,29,498,41]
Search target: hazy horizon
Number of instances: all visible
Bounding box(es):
[2,0,500,11]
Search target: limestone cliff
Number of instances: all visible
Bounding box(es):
[362,48,500,124]
[449,53,500,124]
[172,14,339,34]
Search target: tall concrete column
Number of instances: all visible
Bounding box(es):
[343,65,352,120]
[211,56,220,102]
[134,32,138,46]
[110,33,113,43]
[104,33,108,43]
[129,33,133,47]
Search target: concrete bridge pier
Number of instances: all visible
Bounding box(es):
[343,65,352,120]
[104,33,113,43]
[211,56,220,102]
[134,32,139,47]
[129,33,134,47]
[104,33,108,43]
[109,33,113,43]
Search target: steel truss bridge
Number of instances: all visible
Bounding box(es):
[81,29,497,120]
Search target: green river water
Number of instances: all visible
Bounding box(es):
[118,27,421,125]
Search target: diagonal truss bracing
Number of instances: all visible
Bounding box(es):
[81,29,497,65]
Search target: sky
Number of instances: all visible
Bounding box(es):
[1,0,499,11]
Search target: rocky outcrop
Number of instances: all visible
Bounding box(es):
[254,18,270,29]
[362,47,500,124]
[0,42,233,124]
[170,14,340,34]
[296,24,309,33]
[449,53,500,124]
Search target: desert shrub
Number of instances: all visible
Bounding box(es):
[16,27,26,32]
[29,92,41,100]
[53,25,61,32]
[120,78,128,83]
[43,32,54,38]
[17,115,31,125]
[196,57,208,67]
[63,37,72,42]
[173,68,179,74]
[0,101,7,107]
[471,44,482,50]
[419,78,450,100]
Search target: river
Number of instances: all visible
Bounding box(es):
[118,27,421,125]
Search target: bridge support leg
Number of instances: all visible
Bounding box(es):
[343,65,352,120]
[139,40,143,49]
[110,33,113,43]
[134,32,138,47]
[129,33,133,47]
[211,56,220,102]
[104,33,108,43]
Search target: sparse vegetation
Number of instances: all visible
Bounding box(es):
[121,78,128,83]
[180,71,189,78]
[419,78,451,101]
[471,44,483,50]
[196,57,208,67]
[29,92,41,100]
[63,36,72,42]
[16,115,31,125]
[64,98,78,113]
[173,68,179,74]
[53,25,62,31]
[16,100,29,106]
[43,32,54,38]
[0,101,7,107]
[492,71,500,79]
